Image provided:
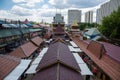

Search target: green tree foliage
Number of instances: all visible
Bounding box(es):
[78,22,97,30]
[99,7,120,39]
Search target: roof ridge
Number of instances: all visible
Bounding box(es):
[57,63,60,80]
[36,59,80,73]
[30,39,39,47]
[59,61,80,73]
[36,42,80,73]
[31,36,43,47]
[51,38,67,45]
[20,46,27,57]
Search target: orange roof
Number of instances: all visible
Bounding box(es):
[69,36,120,80]
[31,36,43,47]
[9,42,38,58]
[0,55,20,80]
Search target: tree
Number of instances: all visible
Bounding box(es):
[99,7,120,39]
[78,22,97,31]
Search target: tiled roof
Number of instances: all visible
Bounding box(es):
[36,42,80,72]
[101,42,120,63]
[33,42,82,80]
[9,47,26,58]
[87,41,106,59]
[31,36,43,47]
[54,24,65,35]
[33,64,82,80]
[0,55,20,80]
[70,37,120,80]
[51,38,67,45]
[52,35,66,40]
[9,42,38,58]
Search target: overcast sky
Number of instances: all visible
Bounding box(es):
[0,0,109,23]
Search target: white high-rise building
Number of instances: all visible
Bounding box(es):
[85,11,93,23]
[96,0,120,24]
[68,10,81,25]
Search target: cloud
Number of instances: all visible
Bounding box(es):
[18,3,35,8]
[48,0,110,9]
[12,0,25,3]
[1,0,110,23]
[0,9,42,22]
[11,5,36,16]
[48,0,69,9]
[12,0,44,8]
[48,0,67,5]
[13,0,43,3]
[0,4,57,23]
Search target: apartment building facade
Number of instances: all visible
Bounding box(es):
[68,10,81,25]
[85,11,93,23]
[96,0,120,24]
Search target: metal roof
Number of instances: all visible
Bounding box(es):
[33,41,83,80]
[0,55,20,80]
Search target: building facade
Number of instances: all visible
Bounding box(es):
[68,10,81,25]
[85,11,93,23]
[96,0,120,24]
[53,13,64,24]
[52,13,65,38]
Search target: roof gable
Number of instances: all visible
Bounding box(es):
[33,42,82,80]
[51,38,67,45]
[54,24,65,34]
[9,47,26,58]
[36,42,80,72]
[87,41,106,59]
[33,64,82,80]
[9,42,38,58]
[21,42,38,57]
[31,36,43,47]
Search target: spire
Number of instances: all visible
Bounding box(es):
[72,20,78,29]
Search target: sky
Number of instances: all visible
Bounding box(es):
[0,0,110,24]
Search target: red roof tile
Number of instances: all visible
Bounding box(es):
[9,42,38,58]
[70,36,120,80]
[31,36,43,47]
[0,55,20,80]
